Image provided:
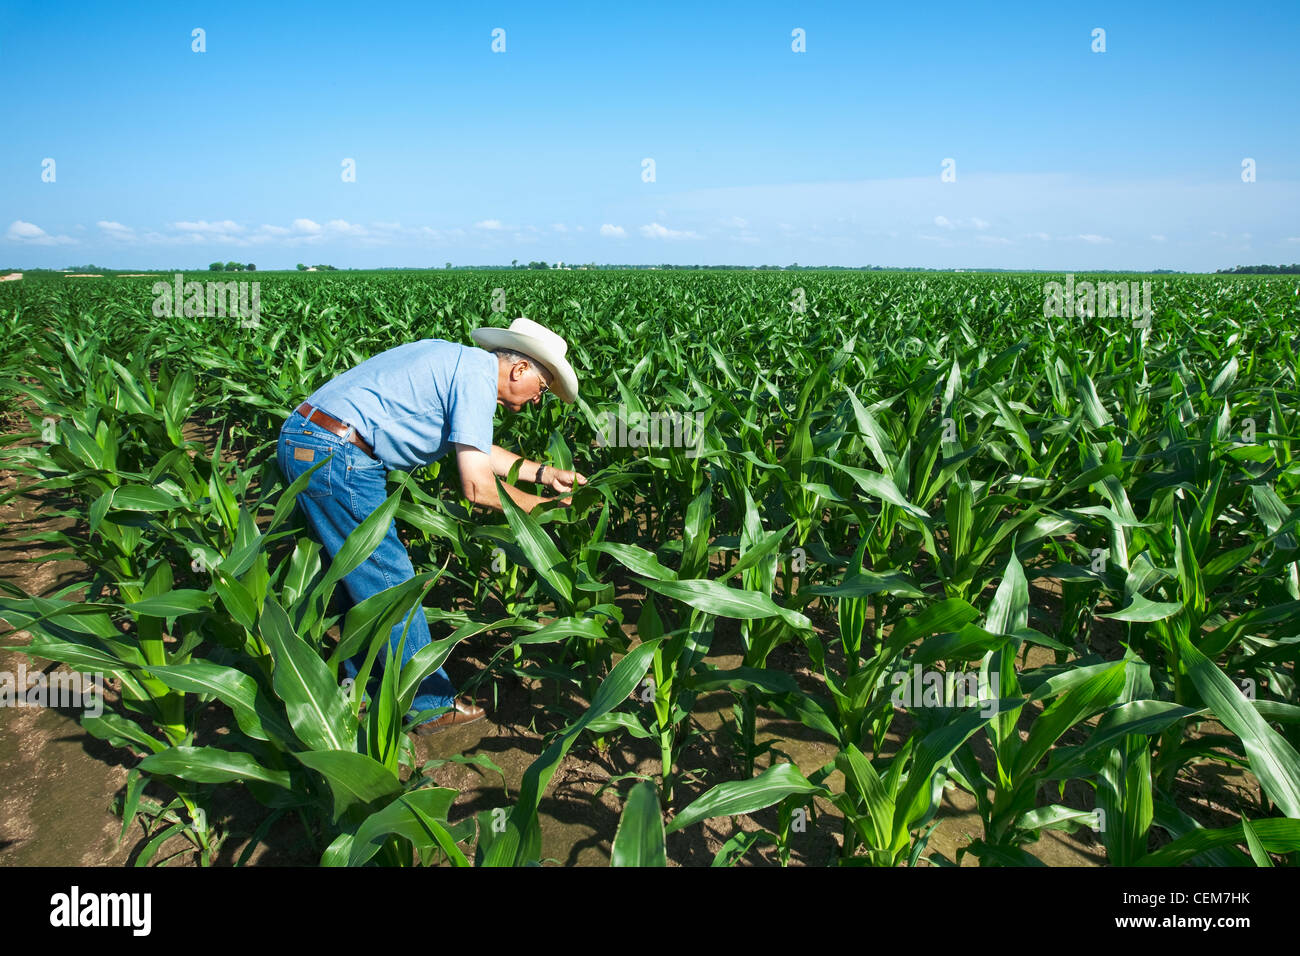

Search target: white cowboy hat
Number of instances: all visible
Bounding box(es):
[471,317,579,403]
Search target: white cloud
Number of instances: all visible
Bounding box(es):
[1076,234,1113,244]
[600,224,626,237]
[552,223,568,233]
[98,220,136,240]
[976,235,1012,245]
[174,220,244,235]
[1026,232,1052,241]
[1149,234,1166,242]
[640,222,702,240]
[293,219,322,234]
[1209,230,1228,239]
[475,219,505,230]
[722,216,749,228]
[936,215,990,231]
[6,220,76,245]
[1286,237,1300,243]
[325,219,366,236]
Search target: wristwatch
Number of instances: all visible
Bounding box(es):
[535,464,545,484]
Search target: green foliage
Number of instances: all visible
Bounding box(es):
[0,269,1297,867]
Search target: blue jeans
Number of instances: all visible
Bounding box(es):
[275,409,456,726]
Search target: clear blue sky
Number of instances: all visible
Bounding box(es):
[3,0,1298,270]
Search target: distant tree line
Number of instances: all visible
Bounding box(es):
[1215,264,1300,274]
[209,262,256,272]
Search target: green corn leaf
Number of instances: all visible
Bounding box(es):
[589,541,679,581]
[1011,661,1127,783]
[81,713,166,755]
[139,746,292,788]
[985,549,1029,637]
[497,475,575,607]
[1099,594,1185,623]
[347,787,460,866]
[124,589,212,618]
[294,750,402,823]
[149,661,293,744]
[1240,817,1274,867]
[835,743,893,850]
[259,594,352,752]
[636,576,812,632]
[611,780,667,866]
[813,457,930,519]
[666,762,827,834]
[1174,631,1300,818]
[333,572,439,670]
[108,484,186,512]
[1136,818,1300,867]
[213,571,259,631]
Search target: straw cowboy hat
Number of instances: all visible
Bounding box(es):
[471,317,579,403]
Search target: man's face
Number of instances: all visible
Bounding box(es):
[497,358,552,412]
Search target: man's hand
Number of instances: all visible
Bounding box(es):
[547,467,587,501]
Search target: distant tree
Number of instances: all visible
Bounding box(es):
[512,259,518,269]
[296,263,307,271]
[245,263,256,272]
[225,261,243,272]
[445,262,452,269]
[1217,263,1299,274]
[209,262,223,271]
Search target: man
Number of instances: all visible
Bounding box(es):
[276,317,586,734]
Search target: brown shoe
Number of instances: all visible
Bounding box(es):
[411,698,487,735]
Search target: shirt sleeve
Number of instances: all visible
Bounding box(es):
[445,350,496,454]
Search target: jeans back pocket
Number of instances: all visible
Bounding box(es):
[280,436,338,499]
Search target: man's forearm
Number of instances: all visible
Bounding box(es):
[490,444,548,483]
[464,469,547,513]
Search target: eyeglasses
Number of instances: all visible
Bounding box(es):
[533,367,550,396]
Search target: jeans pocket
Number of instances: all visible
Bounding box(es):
[345,444,386,473]
[281,436,338,500]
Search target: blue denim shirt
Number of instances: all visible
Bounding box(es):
[305,339,497,471]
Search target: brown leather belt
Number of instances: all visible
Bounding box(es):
[295,402,376,459]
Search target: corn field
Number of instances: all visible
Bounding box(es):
[1,269,1299,866]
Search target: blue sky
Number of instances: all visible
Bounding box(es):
[3,0,1298,270]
